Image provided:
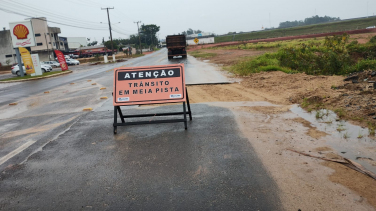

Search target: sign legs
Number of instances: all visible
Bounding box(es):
[113,106,117,134]
[113,90,193,134]
[186,87,192,121]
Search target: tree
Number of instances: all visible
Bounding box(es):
[87,41,98,46]
[140,24,160,46]
[104,40,118,51]
[279,15,340,28]
[186,28,194,35]
[181,28,205,36]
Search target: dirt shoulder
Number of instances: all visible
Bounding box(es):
[188,49,270,66]
[185,48,376,210]
[188,48,376,129]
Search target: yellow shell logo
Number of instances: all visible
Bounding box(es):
[13,24,29,39]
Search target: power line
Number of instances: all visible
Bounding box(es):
[3,1,106,26]
[0,5,108,30]
[0,6,132,35]
[63,0,101,8]
[80,0,108,8]
[0,7,108,30]
[0,2,132,36]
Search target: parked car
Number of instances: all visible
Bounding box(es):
[42,61,60,68]
[41,64,53,72]
[11,63,52,76]
[69,54,79,59]
[66,59,80,65]
[11,64,25,76]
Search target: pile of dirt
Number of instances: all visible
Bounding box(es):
[186,69,375,129]
[243,71,376,127]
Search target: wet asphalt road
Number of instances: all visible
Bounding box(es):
[0,49,281,210]
[0,49,229,107]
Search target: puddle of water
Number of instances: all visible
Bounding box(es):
[203,60,210,62]
[290,105,376,174]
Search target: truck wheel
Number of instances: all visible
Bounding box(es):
[168,56,173,60]
[182,55,187,59]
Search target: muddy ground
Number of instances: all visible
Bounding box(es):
[185,35,376,209]
[187,43,376,130]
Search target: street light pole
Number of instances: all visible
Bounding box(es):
[101,7,114,54]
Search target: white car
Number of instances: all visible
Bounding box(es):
[11,63,53,76]
[66,59,80,65]
[42,61,60,68]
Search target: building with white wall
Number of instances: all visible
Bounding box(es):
[186,36,215,45]
[67,37,87,50]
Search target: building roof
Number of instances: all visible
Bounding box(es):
[76,45,105,50]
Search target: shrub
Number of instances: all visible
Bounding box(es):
[352,59,376,72]
[369,35,376,44]
[278,34,354,75]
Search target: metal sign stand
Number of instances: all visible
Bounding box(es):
[15,48,24,77]
[113,88,192,134]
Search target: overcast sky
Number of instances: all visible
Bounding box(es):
[0,0,375,43]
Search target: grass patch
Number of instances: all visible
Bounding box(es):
[189,51,217,59]
[131,54,145,58]
[368,122,376,136]
[357,131,364,139]
[228,53,296,76]
[334,108,346,118]
[213,38,323,50]
[0,71,67,81]
[343,131,350,139]
[215,16,376,43]
[301,98,310,108]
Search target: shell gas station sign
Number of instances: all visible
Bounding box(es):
[9,20,36,48]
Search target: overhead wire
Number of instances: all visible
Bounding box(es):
[2,1,107,28]
[1,0,134,36]
[62,0,101,8]
[0,8,108,30]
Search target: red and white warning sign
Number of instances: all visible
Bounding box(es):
[113,64,186,105]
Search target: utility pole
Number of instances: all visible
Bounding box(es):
[134,21,142,54]
[101,7,114,54]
